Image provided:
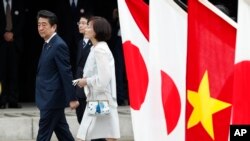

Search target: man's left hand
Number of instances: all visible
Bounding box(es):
[69,100,79,110]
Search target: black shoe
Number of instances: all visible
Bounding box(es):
[0,103,6,109]
[91,139,106,141]
[118,100,126,106]
[8,103,22,108]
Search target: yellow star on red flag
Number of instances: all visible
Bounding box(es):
[187,71,231,140]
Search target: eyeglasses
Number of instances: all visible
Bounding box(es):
[77,21,87,25]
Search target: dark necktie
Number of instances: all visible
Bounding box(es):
[43,42,48,50]
[82,40,86,48]
[5,0,12,31]
[71,0,77,13]
[41,42,49,56]
[71,0,77,22]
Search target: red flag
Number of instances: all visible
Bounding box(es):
[186,0,236,141]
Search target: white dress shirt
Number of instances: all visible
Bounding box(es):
[69,0,78,6]
[3,0,12,14]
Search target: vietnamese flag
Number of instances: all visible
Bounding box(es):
[232,0,250,125]
[186,0,236,141]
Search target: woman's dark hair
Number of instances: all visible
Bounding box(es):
[88,16,112,41]
[37,10,58,26]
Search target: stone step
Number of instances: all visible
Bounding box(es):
[0,103,134,141]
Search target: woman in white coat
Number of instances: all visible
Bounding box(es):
[75,16,120,141]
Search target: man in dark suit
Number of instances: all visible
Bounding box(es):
[0,0,25,108]
[54,0,94,75]
[36,10,79,141]
[74,15,91,124]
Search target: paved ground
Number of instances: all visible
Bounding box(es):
[0,103,134,141]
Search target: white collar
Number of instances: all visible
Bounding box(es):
[45,33,57,43]
[3,0,12,13]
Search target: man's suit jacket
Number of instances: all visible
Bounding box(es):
[0,0,25,51]
[36,34,77,110]
[55,0,94,46]
[75,39,92,98]
[54,0,95,75]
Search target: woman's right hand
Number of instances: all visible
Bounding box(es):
[77,78,87,88]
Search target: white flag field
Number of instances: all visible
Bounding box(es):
[150,0,187,140]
